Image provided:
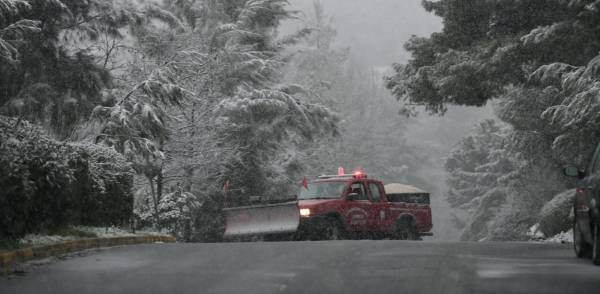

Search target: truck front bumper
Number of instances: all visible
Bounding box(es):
[295,215,332,239]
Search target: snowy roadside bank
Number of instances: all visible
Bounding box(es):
[16,226,166,249]
[1,231,175,274]
[527,224,573,244]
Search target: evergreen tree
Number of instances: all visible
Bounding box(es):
[388,0,600,240]
[91,2,192,228]
[207,0,338,199]
[0,0,137,139]
[445,120,512,208]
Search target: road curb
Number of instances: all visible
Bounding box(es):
[0,235,175,274]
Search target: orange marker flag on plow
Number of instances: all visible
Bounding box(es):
[223,180,230,207]
[223,180,230,193]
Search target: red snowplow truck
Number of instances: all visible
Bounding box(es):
[223,172,433,240]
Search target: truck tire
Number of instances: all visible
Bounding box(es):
[592,222,600,265]
[574,212,591,258]
[322,219,344,240]
[394,220,417,240]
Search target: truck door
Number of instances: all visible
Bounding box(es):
[342,182,371,232]
[367,181,387,232]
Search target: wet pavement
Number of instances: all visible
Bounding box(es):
[1,240,599,294]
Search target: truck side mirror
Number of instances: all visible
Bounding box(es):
[564,166,585,179]
[347,193,359,201]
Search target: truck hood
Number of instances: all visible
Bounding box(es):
[298,199,339,208]
[298,199,341,217]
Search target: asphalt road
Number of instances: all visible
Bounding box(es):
[2,241,600,294]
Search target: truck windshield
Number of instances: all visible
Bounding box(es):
[298,182,347,199]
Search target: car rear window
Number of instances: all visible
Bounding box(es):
[387,193,430,204]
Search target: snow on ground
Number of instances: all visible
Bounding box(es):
[544,229,573,244]
[18,227,166,248]
[527,223,573,244]
[74,226,165,238]
[527,223,545,240]
[19,235,78,247]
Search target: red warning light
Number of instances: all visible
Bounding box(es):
[338,167,345,176]
[352,170,366,179]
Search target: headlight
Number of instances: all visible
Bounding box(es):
[299,208,311,217]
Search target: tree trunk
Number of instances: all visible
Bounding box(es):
[183,103,196,192]
[148,175,161,229]
[157,170,164,205]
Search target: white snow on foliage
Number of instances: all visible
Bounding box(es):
[19,234,77,247]
[527,223,573,244]
[546,230,573,244]
[75,226,165,238]
[19,226,165,247]
[527,223,545,240]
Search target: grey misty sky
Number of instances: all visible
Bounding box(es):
[283,0,442,67]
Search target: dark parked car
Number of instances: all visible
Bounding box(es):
[564,143,600,265]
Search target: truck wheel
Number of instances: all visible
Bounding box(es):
[574,213,591,258]
[394,222,417,240]
[322,219,344,240]
[592,222,600,265]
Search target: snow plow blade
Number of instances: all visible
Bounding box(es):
[223,201,300,239]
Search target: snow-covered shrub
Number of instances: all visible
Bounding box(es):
[538,189,574,238]
[0,116,134,239]
[190,191,225,242]
[1,116,81,238]
[74,143,135,228]
[135,184,207,241]
[157,187,201,239]
[489,204,538,241]
[460,187,508,241]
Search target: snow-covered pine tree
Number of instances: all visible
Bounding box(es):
[90,1,339,233]
[92,67,187,228]
[136,183,202,240]
[388,0,600,240]
[90,1,212,230]
[0,0,137,139]
[445,120,511,208]
[444,120,515,239]
[0,0,39,64]
[196,0,338,201]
